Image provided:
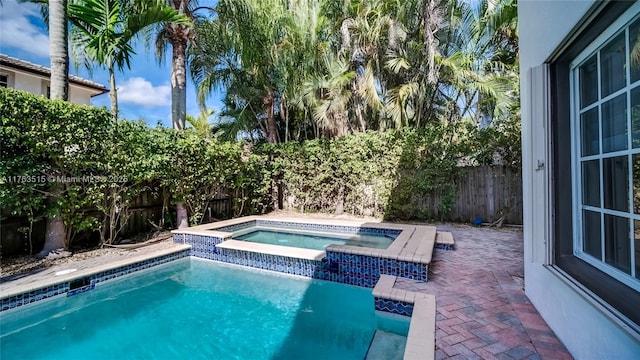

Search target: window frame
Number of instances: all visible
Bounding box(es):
[569,4,640,292]
[550,0,640,330]
[0,74,8,88]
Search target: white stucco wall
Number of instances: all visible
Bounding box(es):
[520,1,640,359]
[13,72,44,96]
[4,69,98,105]
[69,87,93,105]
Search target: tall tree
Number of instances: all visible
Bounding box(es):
[40,0,69,256]
[190,0,520,141]
[154,0,210,228]
[190,0,303,143]
[154,0,210,130]
[49,0,69,100]
[69,0,191,121]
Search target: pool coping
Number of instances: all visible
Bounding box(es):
[373,274,436,360]
[172,216,436,265]
[0,245,191,308]
[216,240,325,260]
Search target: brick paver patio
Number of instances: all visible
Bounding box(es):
[395,224,573,360]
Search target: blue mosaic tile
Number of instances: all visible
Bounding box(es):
[67,284,95,297]
[196,246,323,278]
[375,297,414,316]
[435,243,455,251]
[186,228,428,288]
[217,220,257,233]
[253,220,401,238]
[1,250,189,312]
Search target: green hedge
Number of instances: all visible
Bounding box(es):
[1,87,520,251]
[0,88,268,249]
[264,119,520,219]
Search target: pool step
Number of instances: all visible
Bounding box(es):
[435,231,455,250]
[398,225,436,263]
[365,330,407,360]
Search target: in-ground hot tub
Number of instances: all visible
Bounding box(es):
[172,216,436,287]
[232,226,397,250]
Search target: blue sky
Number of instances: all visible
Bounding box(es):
[0,0,222,127]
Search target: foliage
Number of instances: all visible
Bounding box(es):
[89,120,168,244]
[1,88,520,251]
[189,0,520,142]
[266,120,520,219]
[0,88,112,249]
[159,129,237,225]
[68,0,191,119]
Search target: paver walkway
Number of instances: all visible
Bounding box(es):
[395,224,572,360]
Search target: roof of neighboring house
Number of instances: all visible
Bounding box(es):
[0,54,108,95]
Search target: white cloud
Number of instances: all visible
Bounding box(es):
[0,0,50,58]
[118,77,171,107]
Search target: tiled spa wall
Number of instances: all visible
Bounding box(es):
[178,231,428,289]
[374,297,415,317]
[0,250,190,312]
[253,219,402,238]
[324,251,428,286]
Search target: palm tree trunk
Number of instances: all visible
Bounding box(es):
[422,0,440,85]
[41,0,69,256]
[171,40,187,130]
[265,92,277,143]
[109,66,118,122]
[171,37,189,228]
[49,0,69,100]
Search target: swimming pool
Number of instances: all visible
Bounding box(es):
[234,227,395,250]
[0,258,408,360]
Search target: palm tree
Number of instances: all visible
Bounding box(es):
[154,0,212,130]
[40,0,69,256]
[152,1,212,229]
[49,0,69,100]
[186,108,214,138]
[190,0,303,144]
[190,0,520,139]
[302,55,354,137]
[69,0,191,121]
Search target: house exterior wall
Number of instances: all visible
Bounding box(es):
[13,71,43,96]
[520,1,640,359]
[69,87,93,105]
[1,68,96,105]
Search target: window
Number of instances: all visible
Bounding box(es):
[551,1,640,329]
[571,10,640,291]
[0,74,7,88]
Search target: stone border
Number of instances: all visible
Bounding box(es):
[172,215,438,284]
[172,216,434,264]
[372,274,436,360]
[435,231,455,250]
[0,245,191,312]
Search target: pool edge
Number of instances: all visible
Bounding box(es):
[0,245,191,312]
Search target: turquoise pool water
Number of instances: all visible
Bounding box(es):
[235,228,394,250]
[0,259,406,360]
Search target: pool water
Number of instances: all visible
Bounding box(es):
[0,259,405,360]
[234,228,394,250]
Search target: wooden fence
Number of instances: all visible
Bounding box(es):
[0,192,233,257]
[416,166,522,224]
[0,166,521,256]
